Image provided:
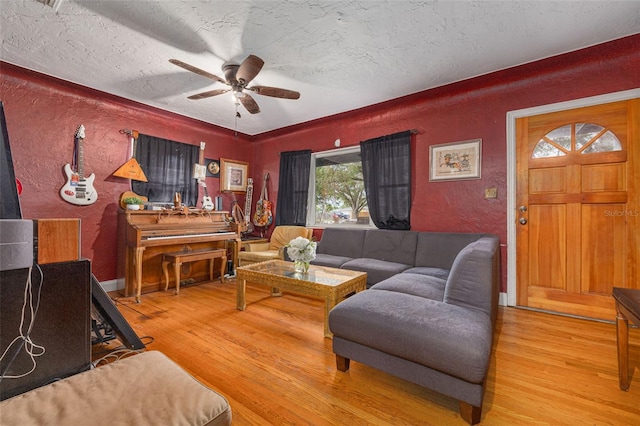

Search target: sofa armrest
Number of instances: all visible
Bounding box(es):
[443,236,499,319]
[244,242,271,252]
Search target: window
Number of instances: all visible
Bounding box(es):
[307,146,371,227]
[132,134,199,205]
[532,123,622,158]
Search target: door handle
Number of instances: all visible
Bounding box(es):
[519,205,527,212]
[519,217,527,225]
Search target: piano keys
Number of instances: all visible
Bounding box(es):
[117,209,240,301]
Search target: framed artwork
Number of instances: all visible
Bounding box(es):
[205,158,220,177]
[429,139,482,181]
[220,158,249,192]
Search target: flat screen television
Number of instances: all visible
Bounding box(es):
[0,101,22,219]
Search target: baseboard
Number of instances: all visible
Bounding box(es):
[499,292,508,306]
[99,278,121,293]
[98,281,510,304]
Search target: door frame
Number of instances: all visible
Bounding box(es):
[505,88,640,306]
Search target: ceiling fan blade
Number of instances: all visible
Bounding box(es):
[187,88,230,100]
[249,85,300,100]
[236,55,264,85]
[169,59,227,85]
[239,93,260,114]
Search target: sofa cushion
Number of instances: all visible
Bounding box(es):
[0,350,232,426]
[341,258,411,287]
[311,253,353,269]
[402,266,450,280]
[361,229,418,265]
[444,237,499,317]
[329,289,492,384]
[414,232,486,269]
[371,273,446,301]
[317,228,366,258]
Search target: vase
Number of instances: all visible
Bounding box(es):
[294,259,310,273]
[126,204,140,210]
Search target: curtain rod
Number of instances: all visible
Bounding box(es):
[119,129,139,138]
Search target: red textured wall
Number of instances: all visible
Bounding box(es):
[252,34,640,291]
[2,34,639,290]
[1,63,252,281]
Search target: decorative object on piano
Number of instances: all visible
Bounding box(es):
[286,236,316,273]
[119,191,148,210]
[231,201,248,233]
[123,196,144,210]
[205,158,220,177]
[244,178,254,234]
[113,129,147,182]
[253,173,273,228]
[60,125,98,205]
[173,192,182,209]
[220,158,249,193]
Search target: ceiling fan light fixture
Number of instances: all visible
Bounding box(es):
[232,89,245,99]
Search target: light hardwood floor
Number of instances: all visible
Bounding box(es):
[100,280,640,425]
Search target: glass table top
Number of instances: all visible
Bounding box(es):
[237,260,365,287]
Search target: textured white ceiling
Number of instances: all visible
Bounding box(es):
[1,1,639,135]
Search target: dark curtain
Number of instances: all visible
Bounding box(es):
[132,134,199,206]
[360,131,412,230]
[275,150,311,226]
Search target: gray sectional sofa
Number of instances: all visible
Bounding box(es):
[314,228,500,425]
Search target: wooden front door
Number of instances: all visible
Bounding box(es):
[516,99,639,320]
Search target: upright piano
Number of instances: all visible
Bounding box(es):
[117,209,240,301]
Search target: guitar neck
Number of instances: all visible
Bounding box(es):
[244,179,253,221]
[76,137,84,177]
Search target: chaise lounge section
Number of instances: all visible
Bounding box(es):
[321,228,500,424]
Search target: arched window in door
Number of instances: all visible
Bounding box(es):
[532,123,622,158]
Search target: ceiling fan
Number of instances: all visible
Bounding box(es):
[169,55,300,115]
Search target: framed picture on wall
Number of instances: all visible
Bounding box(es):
[220,158,249,192]
[429,139,482,181]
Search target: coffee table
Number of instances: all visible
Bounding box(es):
[236,260,367,338]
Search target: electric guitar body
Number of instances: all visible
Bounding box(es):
[60,125,98,205]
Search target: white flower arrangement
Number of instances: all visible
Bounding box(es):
[286,236,317,263]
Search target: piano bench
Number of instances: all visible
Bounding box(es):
[162,248,227,295]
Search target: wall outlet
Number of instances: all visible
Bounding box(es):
[485,187,497,199]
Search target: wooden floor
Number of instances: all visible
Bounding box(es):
[98,279,640,425]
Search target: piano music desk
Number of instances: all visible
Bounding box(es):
[162,248,227,296]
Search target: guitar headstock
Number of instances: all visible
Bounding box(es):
[75,125,85,139]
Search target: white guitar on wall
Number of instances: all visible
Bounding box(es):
[60,125,98,205]
[196,142,214,210]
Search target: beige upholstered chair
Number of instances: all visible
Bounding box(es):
[238,226,313,267]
